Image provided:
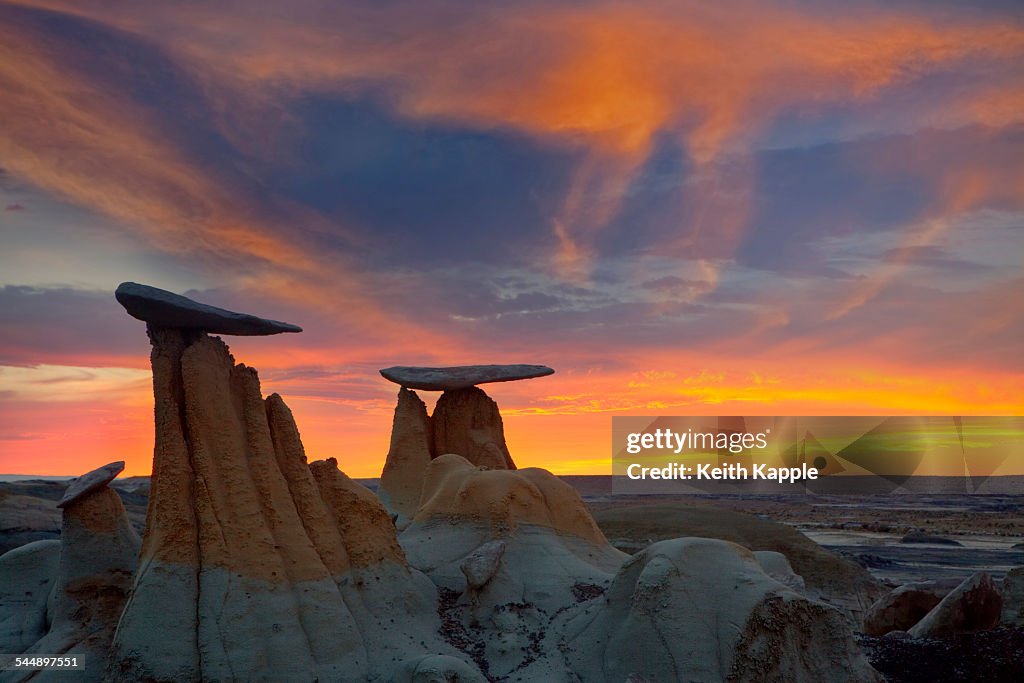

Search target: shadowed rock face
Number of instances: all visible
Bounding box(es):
[1003,567,1024,627]
[432,387,514,470]
[908,572,1002,638]
[115,282,302,335]
[379,388,434,527]
[380,364,554,391]
[863,580,960,636]
[109,326,481,682]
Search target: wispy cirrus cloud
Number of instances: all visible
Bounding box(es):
[3,0,1023,274]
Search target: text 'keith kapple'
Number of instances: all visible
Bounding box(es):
[626,462,818,483]
[623,427,819,483]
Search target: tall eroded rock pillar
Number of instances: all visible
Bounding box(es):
[378,387,434,526]
[431,387,514,470]
[109,282,482,682]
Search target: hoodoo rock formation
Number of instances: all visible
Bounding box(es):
[0,461,139,683]
[374,358,880,680]
[378,364,552,526]
[2,282,887,681]
[107,284,483,682]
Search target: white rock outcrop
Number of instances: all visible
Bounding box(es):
[398,455,879,682]
[754,550,807,593]
[401,455,627,679]
[0,540,60,654]
[565,538,880,683]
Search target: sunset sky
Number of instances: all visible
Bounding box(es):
[1,0,1022,478]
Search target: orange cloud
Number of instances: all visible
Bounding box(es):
[0,6,455,349]
[7,0,1022,276]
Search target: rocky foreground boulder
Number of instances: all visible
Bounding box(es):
[754,549,807,593]
[862,580,960,636]
[402,454,626,617]
[566,538,879,683]
[593,503,886,626]
[908,572,1002,638]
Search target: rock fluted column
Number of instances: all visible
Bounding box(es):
[109,326,480,681]
[432,387,516,470]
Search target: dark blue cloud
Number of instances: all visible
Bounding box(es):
[264,95,581,266]
[0,286,147,366]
